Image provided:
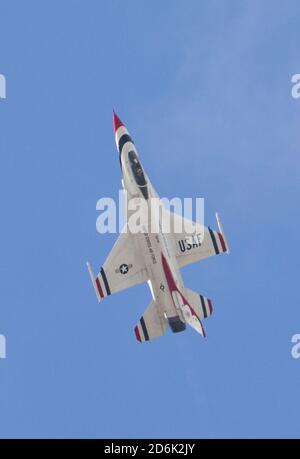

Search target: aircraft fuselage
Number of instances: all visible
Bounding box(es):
[115,113,193,333]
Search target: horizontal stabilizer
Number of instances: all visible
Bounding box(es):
[180,287,213,337]
[184,287,213,320]
[134,301,168,343]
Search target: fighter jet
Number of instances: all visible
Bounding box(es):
[87,112,229,342]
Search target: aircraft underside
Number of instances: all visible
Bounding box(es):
[87,111,229,343]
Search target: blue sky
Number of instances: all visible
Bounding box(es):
[0,0,299,438]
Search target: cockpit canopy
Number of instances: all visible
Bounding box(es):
[128,151,147,187]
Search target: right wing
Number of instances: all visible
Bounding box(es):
[168,212,229,268]
[87,231,148,302]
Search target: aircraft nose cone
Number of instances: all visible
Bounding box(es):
[113,111,124,133]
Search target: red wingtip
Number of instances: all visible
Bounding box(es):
[113,110,124,133]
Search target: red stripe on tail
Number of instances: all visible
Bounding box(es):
[207,299,213,315]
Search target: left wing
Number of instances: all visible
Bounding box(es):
[87,231,148,301]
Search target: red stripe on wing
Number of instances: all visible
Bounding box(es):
[134,325,142,342]
[95,277,104,298]
[218,232,227,252]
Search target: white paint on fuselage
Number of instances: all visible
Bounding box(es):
[121,150,185,322]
